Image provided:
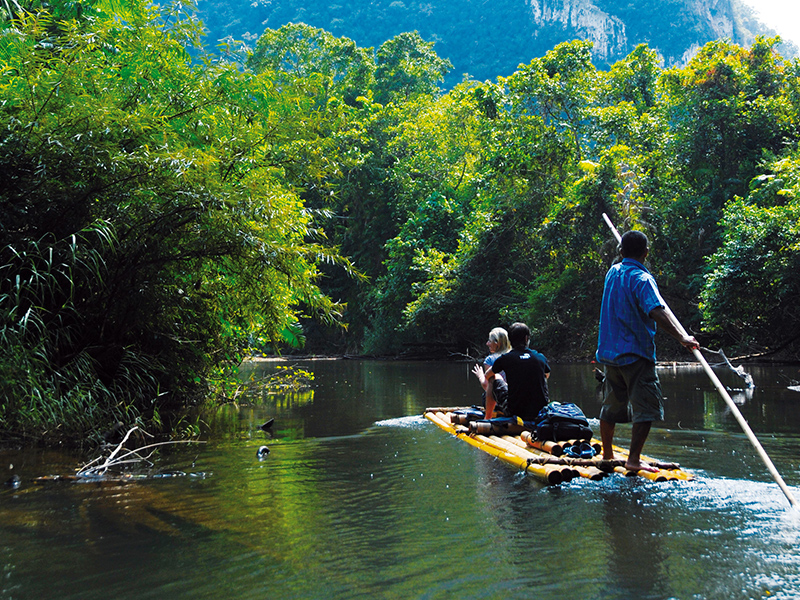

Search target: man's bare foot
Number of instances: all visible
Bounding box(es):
[625,460,659,473]
[601,448,616,461]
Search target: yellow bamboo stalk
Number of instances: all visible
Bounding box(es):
[501,435,606,481]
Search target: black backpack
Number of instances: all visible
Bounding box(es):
[533,402,593,442]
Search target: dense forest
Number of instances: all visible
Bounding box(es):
[2,0,800,443]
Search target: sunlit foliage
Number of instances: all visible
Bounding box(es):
[0,1,354,441]
[701,153,800,352]
[3,1,800,444]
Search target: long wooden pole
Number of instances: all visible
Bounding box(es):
[602,213,797,507]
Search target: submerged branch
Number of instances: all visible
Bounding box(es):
[75,427,205,479]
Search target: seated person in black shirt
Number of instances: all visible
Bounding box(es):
[483,322,550,421]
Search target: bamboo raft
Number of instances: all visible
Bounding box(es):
[423,407,693,485]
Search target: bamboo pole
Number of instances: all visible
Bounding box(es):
[424,406,474,414]
[500,435,605,480]
[602,213,797,506]
[425,411,561,484]
[479,433,575,482]
[520,431,564,456]
[521,433,686,480]
[471,433,565,484]
[598,439,694,481]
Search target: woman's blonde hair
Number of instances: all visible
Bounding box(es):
[488,327,511,354]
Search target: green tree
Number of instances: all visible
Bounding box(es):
[374,31,452,105]
[604,44,662,111]
[247,31,456,354]
[364,84,488,352]
[367,42,604,354]
[247,22,375,106]
[659,37,795,206]
[701,153,800,356]
[0,1,352,441]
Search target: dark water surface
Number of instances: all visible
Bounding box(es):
[3,360,800,600]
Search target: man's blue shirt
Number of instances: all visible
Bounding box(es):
[596,258,665,365]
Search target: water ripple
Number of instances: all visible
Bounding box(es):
[373,414,428,428]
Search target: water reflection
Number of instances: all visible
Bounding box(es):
[598,485,668,600]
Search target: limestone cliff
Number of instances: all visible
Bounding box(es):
[524,0,795,66]
[528,0,628,61]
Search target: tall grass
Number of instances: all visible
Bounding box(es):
[0,221,160,444]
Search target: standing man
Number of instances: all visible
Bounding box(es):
[596,230,699,472]
[484,322,550,422]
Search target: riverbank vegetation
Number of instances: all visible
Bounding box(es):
[2,0,800,443]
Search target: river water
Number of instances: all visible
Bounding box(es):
[3,359,800,600]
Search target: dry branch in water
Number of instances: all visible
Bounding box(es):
[76,426,204,479]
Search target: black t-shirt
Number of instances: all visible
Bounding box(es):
[491,347,550,421]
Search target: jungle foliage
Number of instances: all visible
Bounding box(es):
[2,3,800,443]
[0,1,357,442]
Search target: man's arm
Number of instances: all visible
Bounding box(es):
[650,306,700,349]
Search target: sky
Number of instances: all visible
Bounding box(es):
[740,0,800,47]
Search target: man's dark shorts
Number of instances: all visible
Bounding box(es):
[600,358,663,424]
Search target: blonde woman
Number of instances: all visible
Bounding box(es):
[471,327,511,415]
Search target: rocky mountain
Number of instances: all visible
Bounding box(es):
[196,0,797,85]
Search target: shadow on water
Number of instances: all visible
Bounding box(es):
[3,359,800,599]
